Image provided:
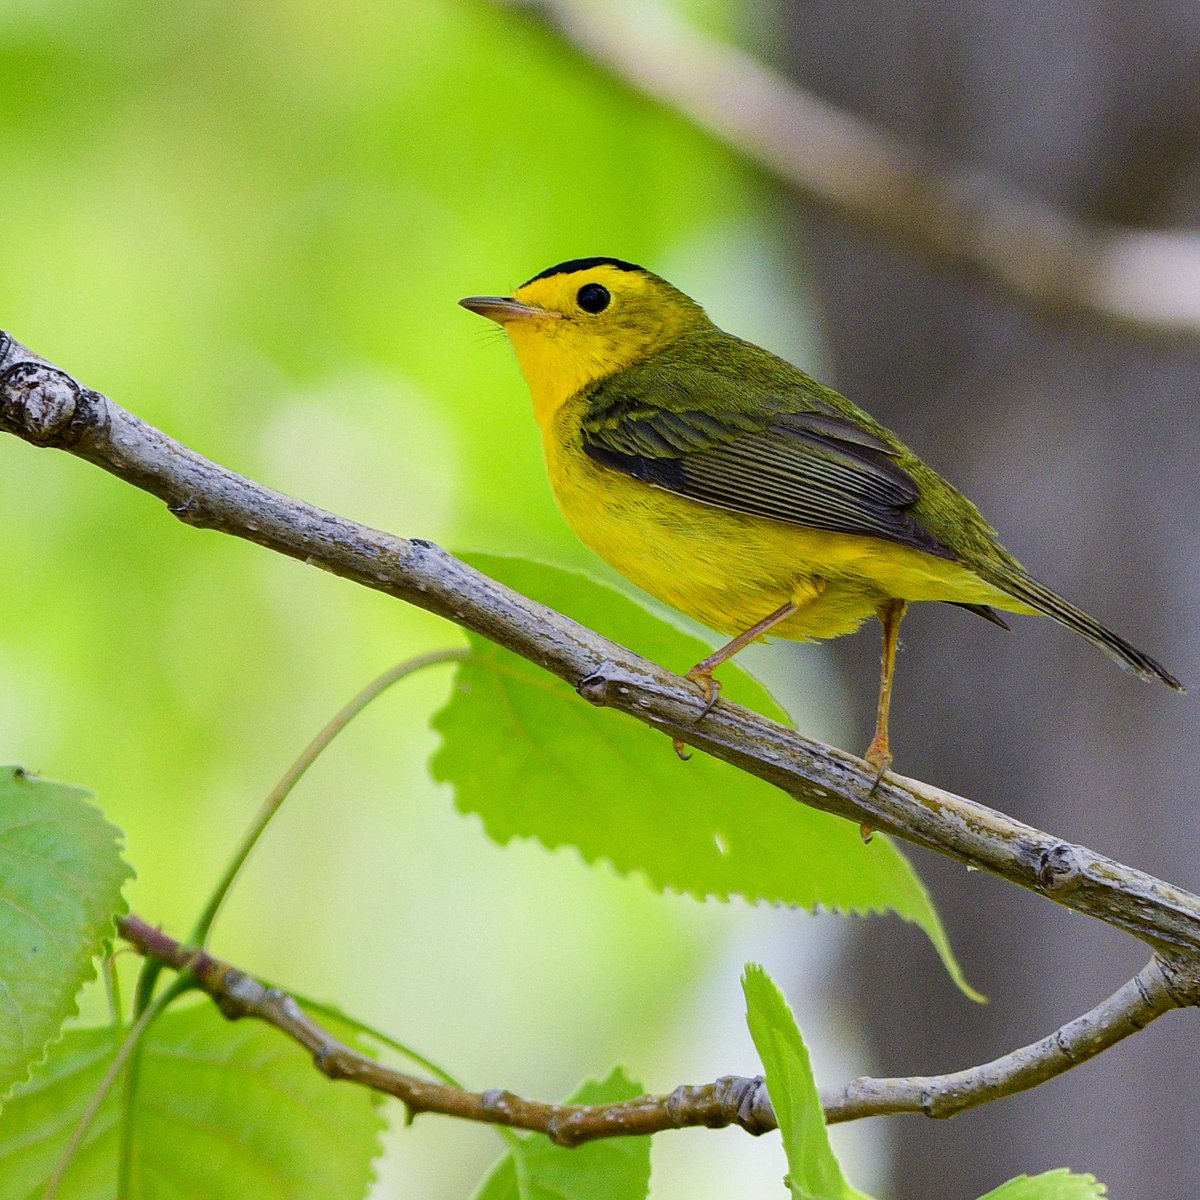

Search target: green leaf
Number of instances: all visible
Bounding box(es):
[472,1069,649,1200]
[0,766,133,1098]
[977,1169,1107,1199]
[0,1000,384,1199]
[473,1156,520,1200]
[431,556,977,998]
[743,963,871,1200]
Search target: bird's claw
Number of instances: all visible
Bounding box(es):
[860,739,893,842]
[672,667,722,760]
[685,667,722,719]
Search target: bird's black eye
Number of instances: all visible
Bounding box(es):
[576,283,611,314]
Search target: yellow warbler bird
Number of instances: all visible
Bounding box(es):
[461,257,1182,769]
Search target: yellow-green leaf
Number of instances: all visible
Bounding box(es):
[0,767,132,1098]
[0,1001,384,1199]
[431,556,976,997]
[743,963,871,1200]
[977,1169,1107,1199]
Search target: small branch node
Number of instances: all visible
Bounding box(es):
[1054,1026,1080,1061]
[664,1083,693,1124]
[310,1036,357,1082]
[721,1073,774,1135]
[211,969,260,1018]
[312,1043,340,1075]
[275,990,306,1020]
[1150,952,1200,1007]
[403,537,441,570]
[1036,841,1084,891]
[544,1109,580,1147]
[0,362,95,447]
[167,496,202,520]
[577,663,627,706]
[479,1088,519,1121]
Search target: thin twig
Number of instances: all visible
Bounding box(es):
[188,648,468,947]
[42,983,182,1200]
[115,915,1194,1144]
[2,340,1198,960]
[132,649,468,1022]
[497,0,1200,346]
[820,958,1190,1122]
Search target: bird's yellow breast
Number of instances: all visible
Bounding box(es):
[544,396,1021,642]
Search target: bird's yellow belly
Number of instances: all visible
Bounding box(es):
[544,423,1020,642]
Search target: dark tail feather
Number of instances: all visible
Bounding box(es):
[977,563,1185,691]
[947,601,1011,630]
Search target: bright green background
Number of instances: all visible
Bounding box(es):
[0,2,890,1196]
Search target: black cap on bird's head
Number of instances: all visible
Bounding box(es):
[460,256,702,328]
[519,256,646,287]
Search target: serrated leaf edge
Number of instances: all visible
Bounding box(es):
[0,769,135,1103]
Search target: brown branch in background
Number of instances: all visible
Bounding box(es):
[116,914,1192,1142]
[497,0,1200,347]
[2,340,1200,959]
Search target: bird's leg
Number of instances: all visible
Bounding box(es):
[864,598,906,769]
[673,599,799,759]
[685,600,801,715]
[860,598,907,840]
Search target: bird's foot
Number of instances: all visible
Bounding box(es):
[672,666,723,759]
[859,737,893,843]
[686,666,722,717]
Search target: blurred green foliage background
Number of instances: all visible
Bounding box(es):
[0,2,877,1196]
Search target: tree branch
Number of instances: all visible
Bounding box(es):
[116,915,1191,1142]
[496,0,1200,347]
[113,914,775,1145]
[820,957,1188,1122]
[3,336,1199,963]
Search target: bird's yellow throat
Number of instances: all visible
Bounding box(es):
[500,263,705,428]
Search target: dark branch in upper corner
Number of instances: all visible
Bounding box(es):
[3,336,1200,965]
[494,0,1200,348]
[116,914,1191,1140]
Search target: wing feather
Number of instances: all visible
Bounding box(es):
[581,374,956,561]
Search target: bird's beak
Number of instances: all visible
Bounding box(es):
[459,296,561,325]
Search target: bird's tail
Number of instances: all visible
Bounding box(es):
[976,562,1184,691]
